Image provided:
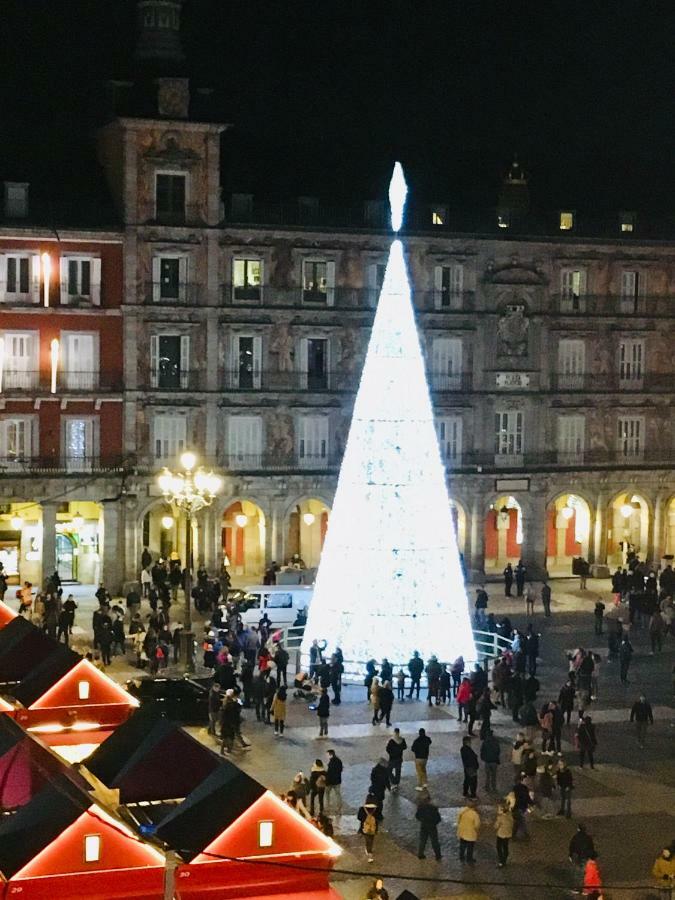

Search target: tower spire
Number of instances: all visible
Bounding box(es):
[135,0,185,66]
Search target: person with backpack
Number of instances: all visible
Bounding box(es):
[309,759,327,816]
[357,795,380,863]
[416,795,442,861]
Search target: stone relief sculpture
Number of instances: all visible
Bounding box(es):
[271,241,294,288]
[270,321,294,372]
[339,326,361,372]
[589,410,611,453]
[593,344,612,377]
[497,306,529,357]
[267,411,294,459]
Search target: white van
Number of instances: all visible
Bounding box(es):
[239,585,313,628]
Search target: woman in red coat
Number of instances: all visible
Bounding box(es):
[583,852,603,899]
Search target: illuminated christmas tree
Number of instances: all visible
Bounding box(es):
[301,164,475,672]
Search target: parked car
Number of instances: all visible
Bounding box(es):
[124,675,210,725]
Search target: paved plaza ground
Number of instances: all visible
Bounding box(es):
[18,578,675,899]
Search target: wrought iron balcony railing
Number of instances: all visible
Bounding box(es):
[0,371,122,392]
[0,455,126,474]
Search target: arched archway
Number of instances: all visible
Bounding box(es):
[222,500,266,584]
[607,492,650,568]
[55,501,103,585]
[546,493,592,576]
[141,500,185,565]
[0,502,42,585]
[484,495,523,574]
[286,498,331,570]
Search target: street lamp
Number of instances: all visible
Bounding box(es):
[157,451,222,673]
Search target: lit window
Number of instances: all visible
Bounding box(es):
[84,834,101,863]
[258,821,274,848]
[233,259,262,301]
[620,211,635,233]
[78,680,90,700]
[559,211,574,231]
[431,207,446,226]
[497,213,510,229]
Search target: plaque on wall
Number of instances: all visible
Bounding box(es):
[496,372,530,388]
[495,478,530,492]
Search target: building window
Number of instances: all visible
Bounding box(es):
[302,260,335,305]
[232,259,262,302]
[78,680,90,700]
[150,334,190,389]
[155,172,186,223]
[433,265,464,310]
[619,270,644,314]
[495,410,523,457]
[152,256,187,303]
[617,416,643,459]
[497,212,510,229]
[0,416,35,466]
[559,211,575,231]
[620,211,636,233]
[431,206,446,226]
[367,262,387,307]
[1,331,38,389]
[227,415,262,467]
[84,834,101,863]
[61,332,98,390]
[153,414,187,461]
[557,339,585,389]
[230,335,261,389]
[559,268,586,312]
[64,417,98,471]
[1,254,39,303]
[430,337,462,390]
[300,338,328,390]
[4,183,28,218]
[298,415,328,467]
[618,339,644,385]
[60,256,101,305]
[436,416,462,463]
[258,821,274,848]
[557,415,585,463]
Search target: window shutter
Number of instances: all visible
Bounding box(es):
[89,258,102,305]
[178,257,188,302]
[180,335,190,388]
[0,255,7,300]
[252,335,262,389]
[638,271,647,297]
[451,264,464,302]
[229,334,239,388]
[150,335,159,388]
[621,271,635,298]
[299,338,309,389]
[59,257,69,304]
[578,270,587,296]
[433,266,444,309]
[30,255,41,303]
[325,261,335,306]
[368,264,379,307]
[152,258,161,302]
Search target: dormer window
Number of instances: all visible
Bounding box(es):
[559,211,575,231]
[258,821,274,848]
[497,213,510,230]
[84,834,101,863]
[431,206,446,226]
[620,211,636,233]
[4,183,29,219]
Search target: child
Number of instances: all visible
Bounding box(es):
[396,669,406,702]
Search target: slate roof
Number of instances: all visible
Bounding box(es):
[7,645,81,708]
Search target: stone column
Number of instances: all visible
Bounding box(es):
[467,495,486,583]
[102,501,123,595]
[650,495,664,567]
[124,498,138,585]
[200,507,218,573]
[40,502,57,588]
[593,493,607,567]
[521,492,548,581]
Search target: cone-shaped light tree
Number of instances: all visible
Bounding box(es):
[301,164,475,673]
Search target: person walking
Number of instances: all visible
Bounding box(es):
[559,681,575,725]
[630,694,653,747]
[494,799,514,867]
[369,758,391,805]
[408,651,424,699]
[456,677,472,723]
[511,732,527,782]
[357,796,380,863]
[460,736,479,799]
[325,749,343,815]
[503,563,514,597]
[456,799,481,863]
[386,728,407,789]
[569,824,596,867]
[556,759,574,818]
[541,581,552,617]
[576,715,597,768]
[309,759,327,816]
[593,600,605,635]
[379,680,394,726]
[271,685,287,735]
[510,776,532,838]
[416,795,442,861]
[317,687,330,738]
[480,729,500,793]
[411,727,432,791]
[619,635,634,684]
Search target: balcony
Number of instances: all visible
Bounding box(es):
[220,285,475,312]
[428,371,472,392]
[137,203,205,227]
[550,372,670,392]
[0,371,122,393]
[223,369,360,392]
[0,455,125,475]
[220,452,341,473]
[142,369,203,392]
[58,284,99,307]
[145,282,202,305]
[551,293,674,317]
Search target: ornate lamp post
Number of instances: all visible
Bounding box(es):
[157,452,222,673]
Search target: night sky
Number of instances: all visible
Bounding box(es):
[1,0,673,210]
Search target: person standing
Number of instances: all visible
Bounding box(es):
[456,677,472,723]
[317,687,330,737]
[511,732,527,782]
[379,680,394,726]
[411,727,432,791]
[510,776,532,838]
[208,684,222,737]
[460,736,479,799]
[386,728,407,789]
[525,587,536,617]
[271,685,287,736]
[480,729,500,793]
[619,635,634,684]
[456,799,481,863]
[556,759,574,818]
[309,759,327,816]
[408,651,424,699]
[274,644,289,687]
[395,668,406,701]
[329,653,343,704]
[559,680,575,725]
[576,715,597,768]
[541,581,552,617]
[630,694,653,747]
[524,626,539,676]
[648,610,665,653]
[515,560,527,597]
[325,749,343,815]
[494,799,514,867]
[416,795,442,860]
[593,600,605,635]
[503,563,514,597]
[569,824,596,868]
[357,796,380,863]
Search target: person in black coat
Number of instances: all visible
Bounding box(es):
[378,681,394,726]
[503,563,514,597]
[369,758,391,802]
[460,736,479,798]
[407,652,424,699]
[317,687,330,737]
[416,795,442,860]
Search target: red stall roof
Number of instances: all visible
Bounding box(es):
[0,600,17,628]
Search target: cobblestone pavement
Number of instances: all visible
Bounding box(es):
[15,578,675,899]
